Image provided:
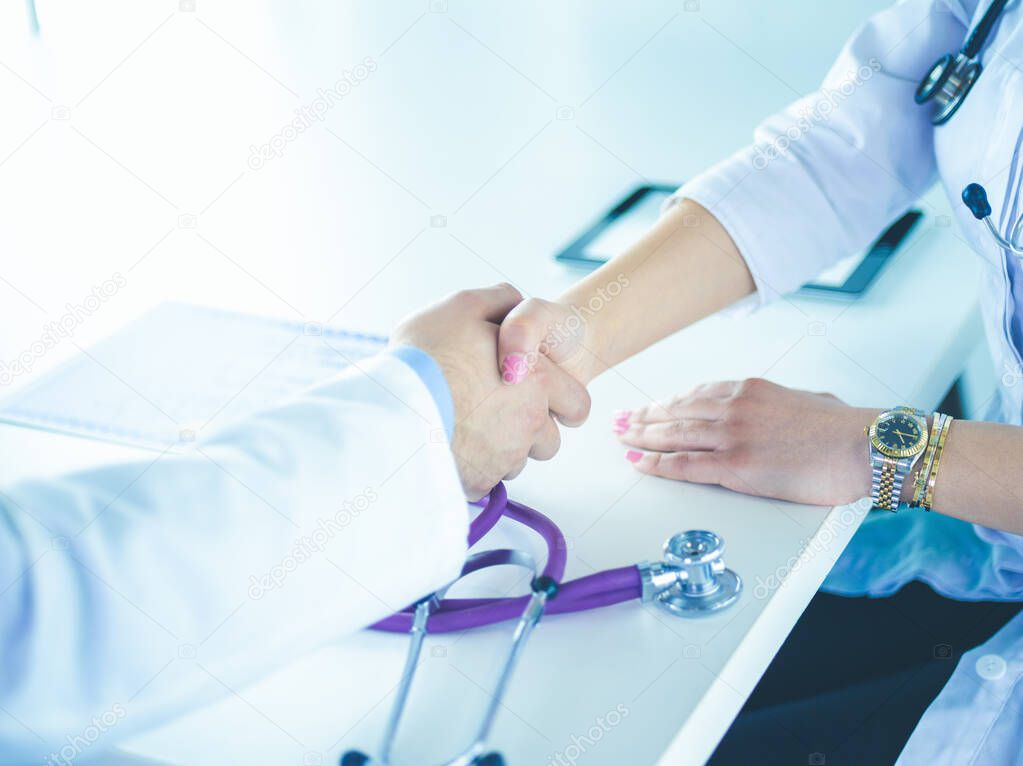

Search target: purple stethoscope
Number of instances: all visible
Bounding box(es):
[342,483,742,766]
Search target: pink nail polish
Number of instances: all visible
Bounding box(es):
[501,354,528,384]
[612,420,629,435]
[614,409,632,421]
[625,449,643,463]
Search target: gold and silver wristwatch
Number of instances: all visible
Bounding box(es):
[867,407,929,511]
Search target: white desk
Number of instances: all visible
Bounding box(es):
[0,2,985,764]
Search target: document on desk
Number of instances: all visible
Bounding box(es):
[0,302,385,450]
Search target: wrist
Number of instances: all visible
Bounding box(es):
[855,408,934,508]
[386,346,456,440]
[844,407,881,504]
[544,294,610,386]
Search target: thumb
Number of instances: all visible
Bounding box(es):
[497,298,561,384]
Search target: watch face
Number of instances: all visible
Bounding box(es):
[871,412,927,458]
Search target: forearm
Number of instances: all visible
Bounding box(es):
[559,200,755,382]
[906,418,1023,534]
[842,408,1023,534]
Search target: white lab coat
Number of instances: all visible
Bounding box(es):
[0,353,469,763]
[672,0,1023,762]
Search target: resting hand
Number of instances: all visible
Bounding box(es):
[615,378,874,506]
[391,284,591,500]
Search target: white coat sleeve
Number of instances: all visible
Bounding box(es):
[671,0,970,304]
[0,352,468,761]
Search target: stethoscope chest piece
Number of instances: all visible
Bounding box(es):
[642,530,742,617]
[915,53,981,125]
[913,0,1009,125]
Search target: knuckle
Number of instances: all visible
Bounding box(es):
[449,289,479,311]
[736,377,767,398]
[575,391,592,422]
[515,296,543,318]
[679,422,703,445]
[666,394,687,411]
[529,361,548,386]
[714,426,735,450]
[728,380,767,417]
[520,295,542,309]
[538,432,561,460]
[724,396,749,421]
[562,394,590,425]
[662,420,687,446]
[496,282,522,301]
[519,299,553,335]
[523,406,548,434]
[725,447,751,471]
[664,452,689,475]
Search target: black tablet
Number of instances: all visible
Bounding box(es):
[554,184,678,268]
[801,210,923,296]
[555,184,923,298]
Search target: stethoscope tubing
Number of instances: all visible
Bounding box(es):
[963,0,1009,58]
[370,487,642,634]
[371,575,640,634]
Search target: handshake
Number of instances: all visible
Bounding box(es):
[391,283,598,499]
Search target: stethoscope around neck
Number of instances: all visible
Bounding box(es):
[913,0,1023,256]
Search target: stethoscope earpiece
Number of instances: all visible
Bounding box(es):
[962,182,993,220]
[475,753,506,766]
[961,182,1023,257]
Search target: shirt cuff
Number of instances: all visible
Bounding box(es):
[385,346,455,440]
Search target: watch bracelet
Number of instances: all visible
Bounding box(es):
[871,458,900,511]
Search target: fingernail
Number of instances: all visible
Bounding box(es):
[625,449,643,463]
[612,410,631,435]
[501,354,528,384]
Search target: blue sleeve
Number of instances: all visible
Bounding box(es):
[384,346,455,440]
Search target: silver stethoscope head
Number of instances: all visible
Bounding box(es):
[962,182,1023,258]
[915,53,982,125]
[914,0,1008,125]
[637,530,742,616]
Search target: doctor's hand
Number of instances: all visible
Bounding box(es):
[391,284,591,500]
[614,378,875,506]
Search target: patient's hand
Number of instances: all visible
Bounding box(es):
[615,378,874,506]
[392,284,591,499]
[495,297,605,388]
